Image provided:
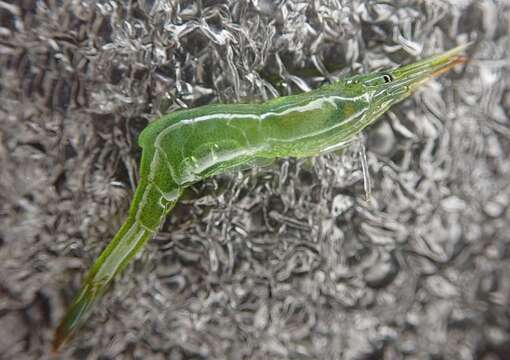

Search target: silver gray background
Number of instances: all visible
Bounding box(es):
[1,0,509,359]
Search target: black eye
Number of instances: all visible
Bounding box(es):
[383,74,393,83]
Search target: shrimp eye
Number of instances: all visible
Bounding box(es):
[383,74,393,83]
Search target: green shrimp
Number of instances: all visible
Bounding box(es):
[53,45,468,350]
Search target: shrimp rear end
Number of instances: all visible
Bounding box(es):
[53,148,182,350]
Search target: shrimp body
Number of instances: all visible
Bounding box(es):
[53,45,467,350]
[143,92,368,183]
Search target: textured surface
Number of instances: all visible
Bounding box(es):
[1,0,509,359]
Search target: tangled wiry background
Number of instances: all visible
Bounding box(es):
[1,0,509,359]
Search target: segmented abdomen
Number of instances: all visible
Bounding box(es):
[139,91,366,191]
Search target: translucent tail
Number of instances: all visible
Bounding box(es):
[52,216,154,351]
